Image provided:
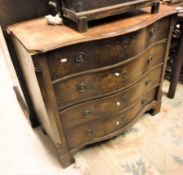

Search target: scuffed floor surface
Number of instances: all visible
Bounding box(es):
[0,53,183,175]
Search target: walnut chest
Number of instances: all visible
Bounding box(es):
[8,5,177,168]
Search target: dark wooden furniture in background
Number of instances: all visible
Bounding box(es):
[59,0,160,32]
[167,13,183,98]
[165,2,183,98]
[8,5,176,168]
[0,0,50,127]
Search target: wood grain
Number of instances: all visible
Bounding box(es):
[46,17,169,81]
[66,88,157,150]
[60,65,162,131]
[8,5,176,167]
[53,42,165,109]
[7,5,176,53]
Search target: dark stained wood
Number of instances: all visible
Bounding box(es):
[156,14,177,102]
[8,5,176,168]
[60,65,162,131]
[62,0,154,12]
[60,0,160,32]
[151,1,160,13]
[32,55,74,165]
[53,42,165,109]
[65,88,157,150]
[165,2,183,98]
[46,18,169,81]
[162,1,183,98]
[168,23,183,98]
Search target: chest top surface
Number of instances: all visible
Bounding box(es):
[7,5,176,53]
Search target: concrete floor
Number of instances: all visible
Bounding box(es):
[1,49,183,175]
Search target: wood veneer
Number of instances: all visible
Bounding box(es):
[8,5,177,168]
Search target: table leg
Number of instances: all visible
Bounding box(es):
[168,26,183,99]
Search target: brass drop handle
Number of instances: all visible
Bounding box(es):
[77,83,86,93]
[86,129,94,136]
[150,28,155,35]
[147,56,153,65]
[76,52,85,63]
[145,80,151,86]
[83,110,92,118]
[141,98,147,105]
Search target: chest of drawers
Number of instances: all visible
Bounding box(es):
[8,5,176,168]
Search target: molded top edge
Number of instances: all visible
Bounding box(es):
[7,5,177,54]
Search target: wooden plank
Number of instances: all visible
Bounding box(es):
[74,152,95,175]
[63,0,156,21]
[80,144,123,175]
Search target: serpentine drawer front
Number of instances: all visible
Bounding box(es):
[65,88,157,150]
[54,41,166,109]
[47,17,169,81]
[8,6,176,168]
[60,65,162,131]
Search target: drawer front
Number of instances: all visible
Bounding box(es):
[65,88,157,150]
[60,65,162,131]
[47,17,169,81]
[54,42,166,109]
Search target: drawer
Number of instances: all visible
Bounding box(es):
[54,42,166,109]
[65,88,157,150]
[60,65,162,131]
[46,17,169,81]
